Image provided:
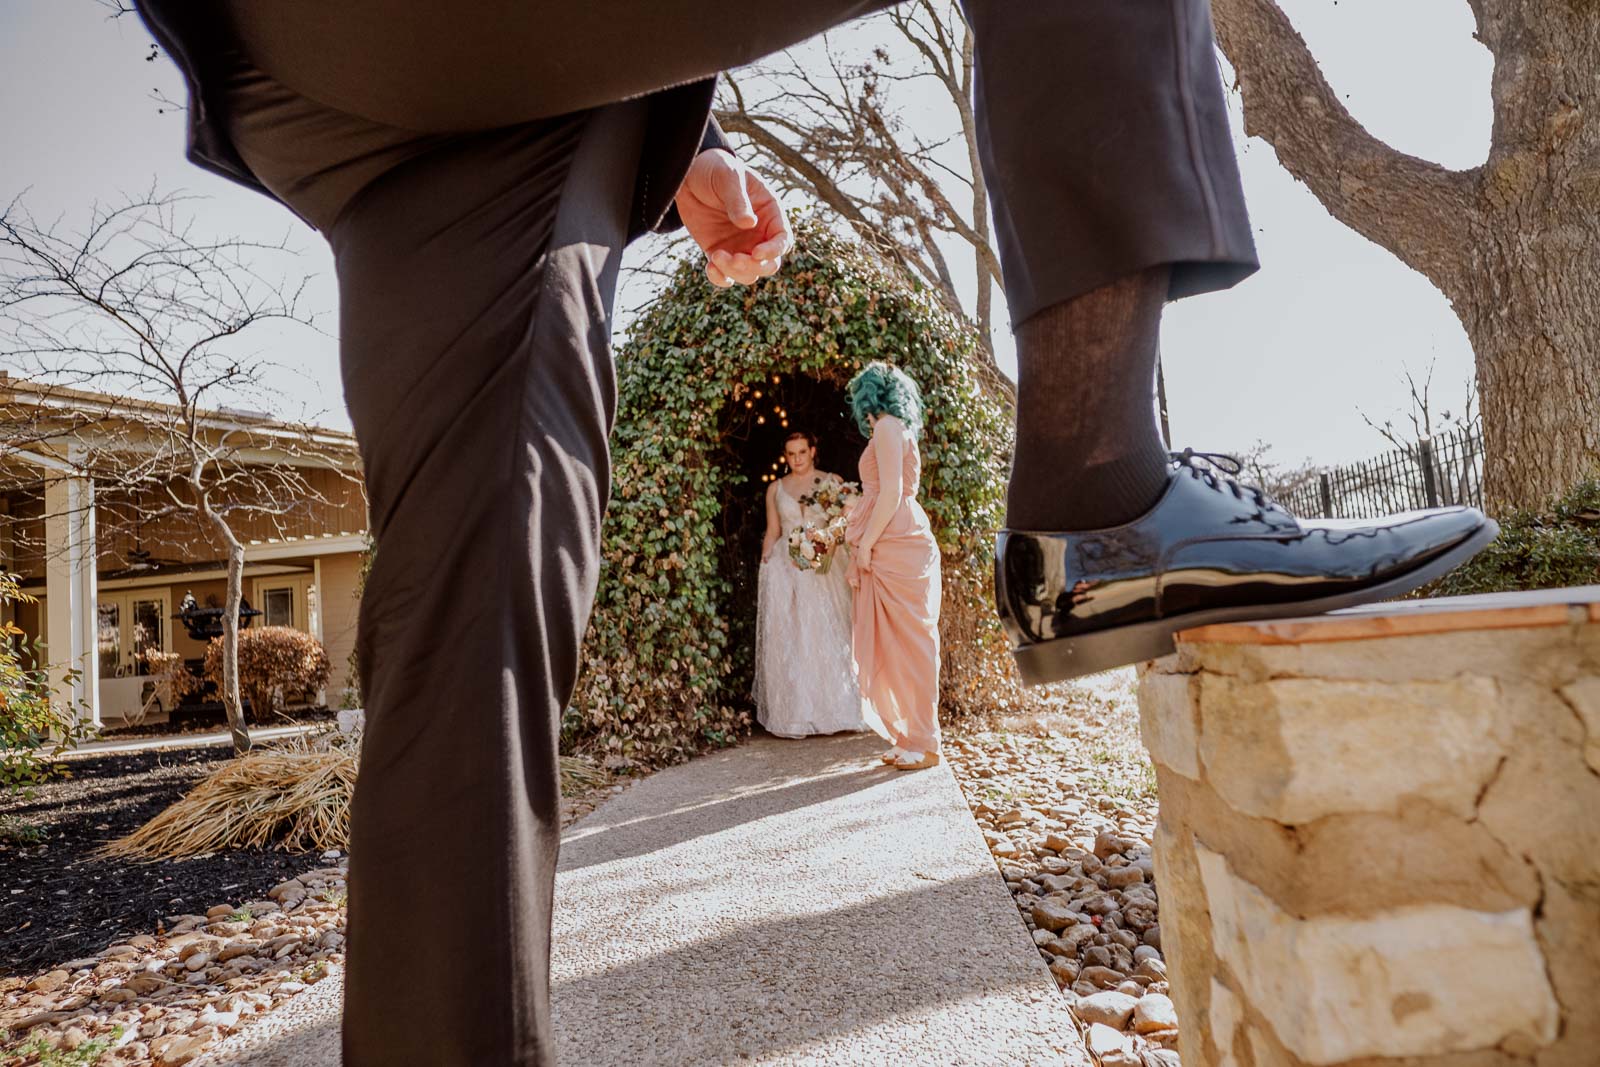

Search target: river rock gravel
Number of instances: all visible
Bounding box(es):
[947,669,1182,1066]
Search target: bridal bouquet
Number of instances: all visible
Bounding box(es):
[787,523,842,574]
[787,478,861,574]
[798,478,860,520]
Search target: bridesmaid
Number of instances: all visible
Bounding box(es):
[844,362,943,771]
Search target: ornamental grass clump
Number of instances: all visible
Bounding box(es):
[104,727,609,858]
[103,733,356,858]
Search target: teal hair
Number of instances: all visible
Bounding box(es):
[846,361,924,439]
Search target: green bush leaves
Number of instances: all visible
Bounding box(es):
[571,220,1016,766]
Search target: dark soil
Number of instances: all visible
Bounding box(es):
[0,747,321,978]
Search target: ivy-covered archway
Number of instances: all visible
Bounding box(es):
[571,219,1017,765]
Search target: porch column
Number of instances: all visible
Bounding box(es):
[311,557,327,705]
[44,472,99,728]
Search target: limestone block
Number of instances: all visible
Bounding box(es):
[1301,805,1541,920]
[1151,815,1215,1052]
[1559,676,1600,775]
[1137,671,1201,780]
[1197,674,1506,823]
[1475,702,1600,888]
[1207,979,1242,1067]
[1191,628,1580,687]
[1158,762,1538,917]
[1195,842,1558,1063]
[1529,876,1600,1067]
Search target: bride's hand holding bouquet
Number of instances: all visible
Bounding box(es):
[787,476,861,576]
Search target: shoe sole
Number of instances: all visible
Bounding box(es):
[1012,518,1501,686]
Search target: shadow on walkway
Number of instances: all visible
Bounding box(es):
[552,873,1071,1065]
[196,732,1084,1067]
[559,731,894,873]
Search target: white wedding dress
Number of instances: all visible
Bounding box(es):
[753,479,867,737]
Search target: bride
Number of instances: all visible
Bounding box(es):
[753,430,868,738]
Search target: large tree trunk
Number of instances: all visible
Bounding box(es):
[1213,0,1600,513]
[1455,246,1600,512]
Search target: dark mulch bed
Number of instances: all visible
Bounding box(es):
[0,746,320,978]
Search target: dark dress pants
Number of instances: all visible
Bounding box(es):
[209,3,1258,1063]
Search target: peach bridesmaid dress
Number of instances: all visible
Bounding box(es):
[846,417,942,755]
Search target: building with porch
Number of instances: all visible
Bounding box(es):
[0,380,368,728]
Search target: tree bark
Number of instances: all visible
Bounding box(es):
[1213,0,1600,512]
[1453,246,1600,511]
[200,500,252,754]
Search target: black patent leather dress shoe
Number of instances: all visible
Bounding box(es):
[996,450,1499,684]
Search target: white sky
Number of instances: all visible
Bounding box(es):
[2,1,1491,468]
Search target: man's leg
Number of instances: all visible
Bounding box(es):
[221,1,897,132]
[223,0,1258,532]
[325,102,648,1064]
[958,0,1256,531]
[967,5,1492,681]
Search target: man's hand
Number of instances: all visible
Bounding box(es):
[675,149,792,288]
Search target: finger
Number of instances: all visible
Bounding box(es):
[750,233,792,262]
[756,257,782,278]
[746,170,793,243]
[705,258,733,288]
[715,158,758,229]
[713,250,763,286]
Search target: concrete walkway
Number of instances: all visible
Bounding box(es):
[59,724,319,759]
[197,733,1086,1066]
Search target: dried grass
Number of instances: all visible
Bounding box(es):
[102,732,611,860]
[558,755,609,793]
[103,737,356,859]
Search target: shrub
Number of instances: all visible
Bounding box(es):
[0,572,89,796]
[140,649,202,719]
[1424,475,1600,596]
[205,626,332,723]
[571,218,1020,766]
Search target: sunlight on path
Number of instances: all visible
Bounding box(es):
[198,732,1086,1066]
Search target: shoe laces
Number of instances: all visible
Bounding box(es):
[1170,448,1279,512]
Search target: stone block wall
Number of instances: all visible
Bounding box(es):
[1138,595,1600,1067]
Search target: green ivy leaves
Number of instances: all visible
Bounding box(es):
[571,219,1016,767]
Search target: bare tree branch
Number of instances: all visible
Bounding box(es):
[708,6,1012,402]
[1212,0,1477,285]
[0,192,359,752]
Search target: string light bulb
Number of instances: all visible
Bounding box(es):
[756,415,766,424]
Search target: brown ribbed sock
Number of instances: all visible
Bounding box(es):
[1006,266,1173,531]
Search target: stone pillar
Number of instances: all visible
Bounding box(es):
[1137,588,1600,1066]
[43,471,99,728]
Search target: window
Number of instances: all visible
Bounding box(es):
[131,598,165,674]
[96,592,169,678]
[252,575,313,634]
[97,602,120,679]
[263,586,295,628]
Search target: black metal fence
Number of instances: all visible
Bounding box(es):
[1280,426,1485,520]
